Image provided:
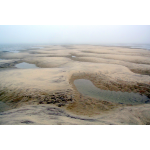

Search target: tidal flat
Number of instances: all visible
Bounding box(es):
[0,45,150,125]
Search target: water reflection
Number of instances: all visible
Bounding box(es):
[15,62,39,69]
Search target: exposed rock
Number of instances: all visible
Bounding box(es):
[58,103,65,107]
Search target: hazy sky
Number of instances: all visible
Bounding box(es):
[0,25,150,44]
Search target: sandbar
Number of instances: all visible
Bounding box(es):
[0,45,150,125]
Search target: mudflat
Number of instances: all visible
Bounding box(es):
[0,45,150,125]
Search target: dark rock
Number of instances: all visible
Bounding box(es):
[51,96,55,100]
[146,122,150,125]
[28,95,32,98]
[145,100,150,103]
[61,98,65,101]
[58,103,65,107]
[21,120,34,124]
[147,94,150,99]
[118,102,123,104]
[58,104,62,107]
[47,101,52,104]
[39,101,43,104]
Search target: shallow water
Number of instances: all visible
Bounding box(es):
[0,101,10,112]
[0,44,44,53]
[74,79,150,104]
[15,62,39,69]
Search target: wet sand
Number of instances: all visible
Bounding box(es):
[0,45,150,124]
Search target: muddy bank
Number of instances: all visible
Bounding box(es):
[57,72,150,115]
[0,87,74,111]
[130,69,150,76]
[0,59,22,68]
[74,79,150,104]
[70,73,150,96]
[0,80,119,116]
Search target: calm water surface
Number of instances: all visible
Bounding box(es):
[15,62,39,69]
[0,101,10,112]
[74,79,150,105]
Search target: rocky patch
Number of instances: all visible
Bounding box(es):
[38,93,73,106]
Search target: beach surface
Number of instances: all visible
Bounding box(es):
[0,45,150,125]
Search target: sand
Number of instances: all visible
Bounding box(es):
[0,45,150,124]
[1,104,150,125]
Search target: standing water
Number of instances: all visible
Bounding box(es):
[0,44,44,53]
[15,62,39,69]
[74,79,150,105]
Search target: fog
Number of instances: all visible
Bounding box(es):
[0,25,150,44]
